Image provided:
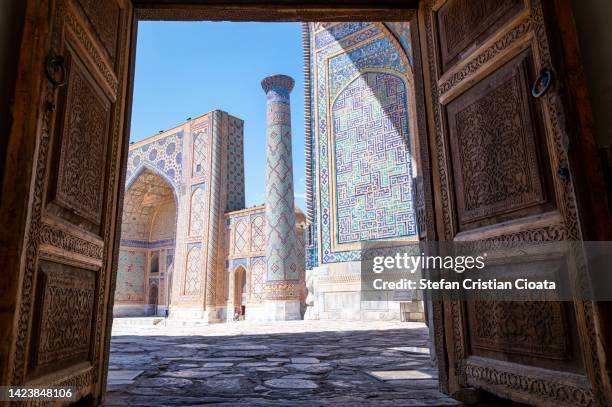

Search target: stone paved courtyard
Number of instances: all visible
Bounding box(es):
[105,320,461,406]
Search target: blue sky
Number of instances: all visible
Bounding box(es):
[130,21,305,210]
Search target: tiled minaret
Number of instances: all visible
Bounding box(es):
[260,74,303,321]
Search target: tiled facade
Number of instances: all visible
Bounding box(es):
[115,110,306,322]
[115,22,422,322]
[308,22,418,265]
[116,110,244,319]
[304,22,423,321]
[225,205,307,319]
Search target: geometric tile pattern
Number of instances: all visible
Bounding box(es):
[309,22,417,264]
[226,117,245,212]
[150,199,177,241]
[250,214,266,253]
[189,185,205,236]
[184,244,202,296]
[385,22,413,67]
[192,127,208,177]
[295,227,306,282]
[328,37,406,99]
[262,75,299,283]
[234,219,248,254]
[204,112,222,307]
[332,72,416,243]
[314,22,370,48]
[249,257,266,302]
[126,131,183,193]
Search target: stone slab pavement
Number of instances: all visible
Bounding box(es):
[104,320,462,406]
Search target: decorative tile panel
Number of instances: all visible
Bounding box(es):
[385,22,413,67]
[329,37,406,99]
[184,244,202,296]
[189,185,206,236]
[315,22,371,48]
[309,22,417,264]
[226,117,245,212]
[332,72,416,244]
[250,257,266,302]
[234,220,248,255]
[126,131,183,192]
[192,126,209,177]
[250,214,266,252]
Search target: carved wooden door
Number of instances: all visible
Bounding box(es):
[5,0,132,403]
[418,0,610,405]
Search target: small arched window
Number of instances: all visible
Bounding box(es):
[150,252,159,274]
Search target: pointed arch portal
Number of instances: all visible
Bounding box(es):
[115,168,177,317]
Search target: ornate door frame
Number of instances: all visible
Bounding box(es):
[417,0,611,405]
[0,0,133,403]
[2,1,609,406]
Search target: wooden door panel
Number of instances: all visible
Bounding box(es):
[467,301,570,360]
[47,44,112,233]
[446,50,552,231]
[73,0,122,63]
[6,0,131,403]
[420,0,609,405]
[436,0,525,72]
[465,300,587,375]
[29,259,98,379]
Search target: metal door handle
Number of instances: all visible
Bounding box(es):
[45,55,67,87]
[531,67,553,98]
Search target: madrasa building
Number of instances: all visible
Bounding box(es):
[114,77,308,323]
[114,22,424,323]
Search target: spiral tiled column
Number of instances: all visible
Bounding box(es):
[260,74,303,321]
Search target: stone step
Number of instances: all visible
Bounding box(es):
[112,317,165,326]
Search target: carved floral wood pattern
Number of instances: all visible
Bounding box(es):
[11,0,128,400]
[421,0,607,404]
[447,52,546,229]
[55,52,110,225]
[75,0,120,61]
[437,0,524,71]
[35,262,96,367]
[469,301,568,358]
